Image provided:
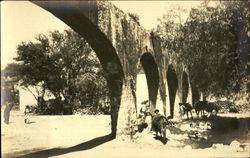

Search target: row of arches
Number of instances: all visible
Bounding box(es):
[139,53,191,118]
[32,1,192,137]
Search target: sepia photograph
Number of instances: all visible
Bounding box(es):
[1,0,249,157]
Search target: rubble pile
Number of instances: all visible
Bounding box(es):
[212,140,249,152]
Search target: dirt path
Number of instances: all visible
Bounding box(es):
[1,110,249,158]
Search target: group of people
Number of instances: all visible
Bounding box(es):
[138,99,220,141]
[139,101,160,134]
[139,100,170,141]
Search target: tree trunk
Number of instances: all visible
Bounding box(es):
[53,93,63,114]
[38,96,45,109]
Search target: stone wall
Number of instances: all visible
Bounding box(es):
[32,0,193,138]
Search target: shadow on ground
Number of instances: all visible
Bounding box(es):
[6,134,114,158]
[25,121,36,124]
[175,116,250,149]
[153,135,169,144]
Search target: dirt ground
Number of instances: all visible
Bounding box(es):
[1,110,250,158]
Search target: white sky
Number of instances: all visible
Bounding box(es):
[1,1,205,69]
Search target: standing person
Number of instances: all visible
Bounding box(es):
[24,105,31,124]
[144,105,152,133]
[3,102,14,124]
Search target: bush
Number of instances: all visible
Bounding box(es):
[215,100,249,113]
[73,104,110,115]
[34,99,65,115]
[33,99,110,115]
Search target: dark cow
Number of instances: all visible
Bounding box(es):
[205,102,220,115]
[229,107,239,113]
[151,113,169,143]
[179,102,193,119]
[194,101,207,117]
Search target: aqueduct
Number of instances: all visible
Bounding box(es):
[32,1,193,138]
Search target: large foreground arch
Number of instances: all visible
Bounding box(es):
[32,1,124,138]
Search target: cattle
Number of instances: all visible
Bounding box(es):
[151,112,168,143]
[205,102,220,115]
[229,107,239,113]
[179,102,193,119]
[194,101,207,117]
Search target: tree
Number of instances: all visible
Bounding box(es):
[156,6,187,55]
[15,29,109,114]
[157,1,249,98]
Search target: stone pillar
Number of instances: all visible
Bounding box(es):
[117,81,137,139]
[174,89,181,118]
[186,75,193,105]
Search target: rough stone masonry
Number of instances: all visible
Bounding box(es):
[32,0,193,138]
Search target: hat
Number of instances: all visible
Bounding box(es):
[154,109,159,113]
[141,100,149,104]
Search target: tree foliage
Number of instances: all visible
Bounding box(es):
[15,29,109,114]
[157,1,249,98]
[128,12,140,26]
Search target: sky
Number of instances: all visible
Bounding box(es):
[1,1,205,69]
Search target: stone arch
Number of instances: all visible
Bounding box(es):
[140,53,159,113]
[182,71,189,103]
[32,1,124,138]
[167,65,178,118]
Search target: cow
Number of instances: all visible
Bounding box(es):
[194,101,207,117]
[179,102,193,119]
[205,102,220,115]
[151,110,169,143]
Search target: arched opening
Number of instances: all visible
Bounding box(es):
[182,72,189,103]
[167,65,178,118]
[139,53,159,114]
[136,73,148,115]
[32,1,124,138]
